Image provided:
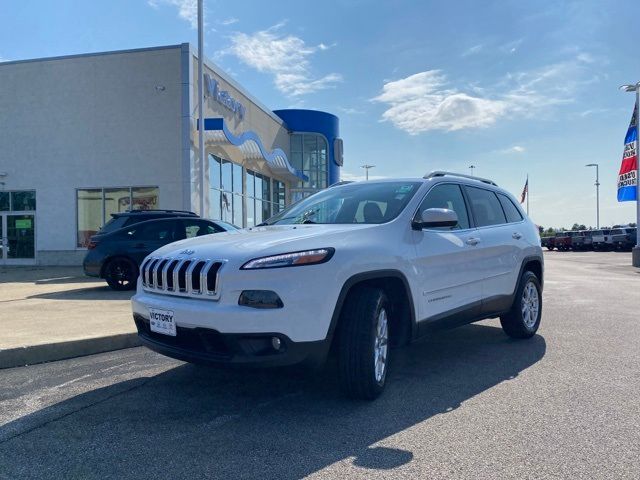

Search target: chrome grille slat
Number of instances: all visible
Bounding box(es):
[142,255,224,299]
[161,259,173,291]
[200,260,214,295]
[173,259,187,292]
[185,260,200,295]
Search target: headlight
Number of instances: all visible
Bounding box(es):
[241,248,335,270]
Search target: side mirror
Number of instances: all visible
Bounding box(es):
[412,208,458,230]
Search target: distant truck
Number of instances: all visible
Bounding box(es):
[554,231,574,251]
[541,236,556,250]
[591,229,611,251]
[610,227,637,251]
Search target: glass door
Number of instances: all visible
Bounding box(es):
[1,214,36,264]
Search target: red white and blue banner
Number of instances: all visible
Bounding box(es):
[618,104,638,202]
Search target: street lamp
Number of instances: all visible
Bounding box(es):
[585,163,600,228]
[361,164,376,181]
[619,82,640,267]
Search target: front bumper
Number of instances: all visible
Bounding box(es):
[133,313,330,367]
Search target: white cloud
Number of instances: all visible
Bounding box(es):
[372,54,595,134]
[220,17,238,26]
[148,0,197,28]
[500,145,526,154]
[462,44,483,57]
[372,71,508,134]
[225,24,342,97]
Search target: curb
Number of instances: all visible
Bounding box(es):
[0,333,142,369]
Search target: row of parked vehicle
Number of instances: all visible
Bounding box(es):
[541,227,637,251]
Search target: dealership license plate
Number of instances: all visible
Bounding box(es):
[149,307,176,336]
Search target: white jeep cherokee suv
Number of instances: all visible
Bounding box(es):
[132,171,543,399]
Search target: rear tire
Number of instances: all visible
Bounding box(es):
[104,257,138,291]
[500,271,542,339]
[337,287,390,400]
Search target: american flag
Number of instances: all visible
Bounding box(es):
[520,177,528,204]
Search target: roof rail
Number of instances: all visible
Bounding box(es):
[424,170,498,186]
[124,209,197,215]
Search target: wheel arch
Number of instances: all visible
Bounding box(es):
[328,270,417,349]
[521,255,544,291]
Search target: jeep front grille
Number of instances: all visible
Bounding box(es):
[141,256,224,298]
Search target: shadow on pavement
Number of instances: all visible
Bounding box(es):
[0,323,546,479]
[27,286,134,301]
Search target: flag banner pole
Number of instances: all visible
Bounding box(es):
[527,174,530,216]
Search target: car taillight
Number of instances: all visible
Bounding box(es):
[87,241,98,250]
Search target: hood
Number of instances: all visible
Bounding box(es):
[149,224,379,260]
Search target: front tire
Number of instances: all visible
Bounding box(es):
[337,287,390,400]
[104,257,138,291]
[500,271,542,339]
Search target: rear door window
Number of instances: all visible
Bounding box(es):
[179,220,223,239]
[465,186,507,227]
[126,220,176,242]
[497,194,523,223]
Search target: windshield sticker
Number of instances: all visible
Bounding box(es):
[396,185,414,194]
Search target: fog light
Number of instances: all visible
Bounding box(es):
[238,290,284,309]
[271,337,282,351]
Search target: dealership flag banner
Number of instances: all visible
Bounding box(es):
[617,104,638,202]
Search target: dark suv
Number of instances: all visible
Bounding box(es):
[97,210,199,237]
[83,215,237,290]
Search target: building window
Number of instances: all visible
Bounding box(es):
[76,187,159,247]
[290,133,328,199]
[208,154,284,227]
[0,190,36,211]
[246,170,276,227]
[209,155,243,226]
[272,180,286,214]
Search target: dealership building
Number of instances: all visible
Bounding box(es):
[0,43,342,265]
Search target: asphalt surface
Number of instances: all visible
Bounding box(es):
[1,251,639,479]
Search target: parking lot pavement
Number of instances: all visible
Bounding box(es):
[1,252,639,479]
[0,267,138,367]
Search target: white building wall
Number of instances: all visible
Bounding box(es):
[0,46,186,264]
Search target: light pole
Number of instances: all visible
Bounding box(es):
[469,165,476,176]
[585,163,600,228]
[361,164,375,181]
[197,0,205,218]
[620,82,640,267]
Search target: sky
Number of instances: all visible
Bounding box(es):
[1,0,638,228]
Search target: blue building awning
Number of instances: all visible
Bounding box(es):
[199,118,307,183]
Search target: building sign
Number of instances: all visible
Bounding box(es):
[15,219,32,229]
[204,73,246,121]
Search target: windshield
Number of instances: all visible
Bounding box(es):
[262,181,422,225]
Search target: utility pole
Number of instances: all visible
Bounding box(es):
[361,164,375,181]
[585,163,600,228]
[197,0,205,217]
[469,165,476,176]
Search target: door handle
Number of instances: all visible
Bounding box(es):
[512,232,522,240]
[466,237,481,246]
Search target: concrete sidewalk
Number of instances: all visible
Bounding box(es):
[0,266,140,368]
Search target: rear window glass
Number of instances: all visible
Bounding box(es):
[497,194,523,223]
[98,216,128,234]
[610,229,623,235]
